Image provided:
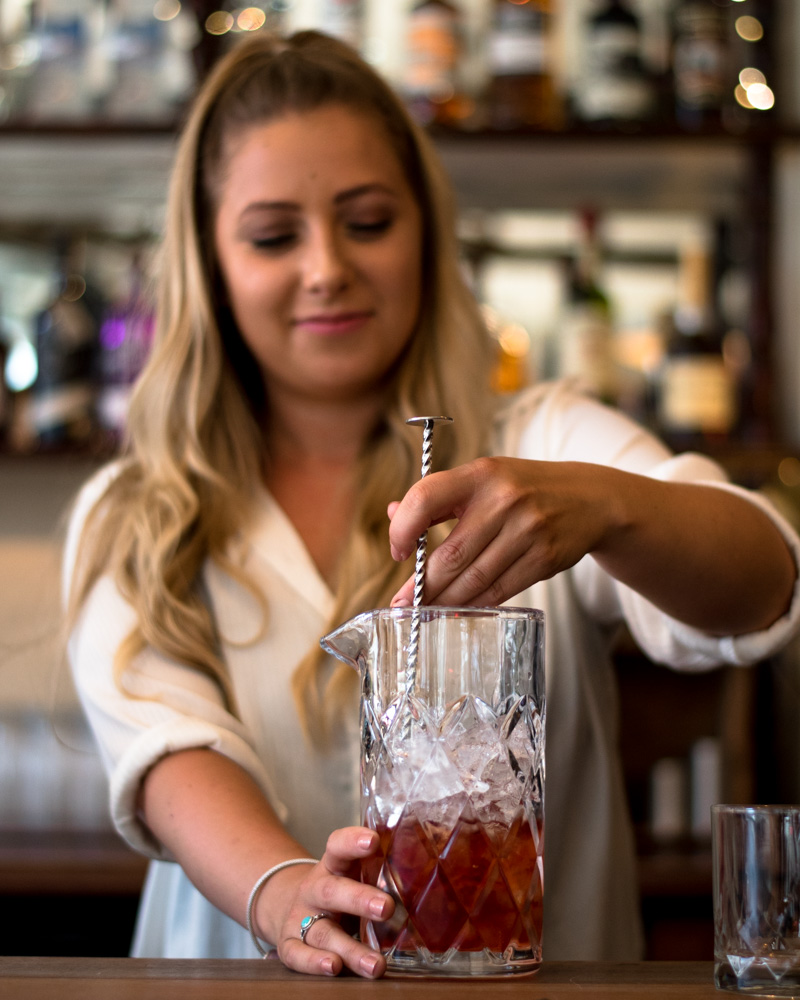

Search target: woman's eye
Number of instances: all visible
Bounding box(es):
[251,232,297,252]
[348,218,392,239]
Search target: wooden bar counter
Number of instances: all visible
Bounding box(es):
[0,959,722,999]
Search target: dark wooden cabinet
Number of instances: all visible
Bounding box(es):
[615,639,771,959]
[0,831,146,957]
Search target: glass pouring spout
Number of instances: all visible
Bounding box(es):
[319,610,374,672]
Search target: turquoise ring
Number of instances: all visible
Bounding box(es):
[300,912,329,944]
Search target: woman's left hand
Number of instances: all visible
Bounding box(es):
[388,456,615,608]
[388,453,797,636]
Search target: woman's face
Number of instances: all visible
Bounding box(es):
[213,104,424,409]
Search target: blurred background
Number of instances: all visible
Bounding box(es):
[1,0,799,961]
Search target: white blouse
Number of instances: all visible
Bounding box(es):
[65,381,800,961]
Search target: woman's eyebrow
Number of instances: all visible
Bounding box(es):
[238,184,395,217]
[334,183,398,205]
[239,200,300,216]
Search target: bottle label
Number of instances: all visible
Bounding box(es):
[673,7,728,110]
[577,77,653,120]
[405,8,460,97]
[659,356,735,432]
[587,26,641,77]
[559,305,618,400]
[489,32,547,76]
[576,23,653,121]
[675,40,726,106]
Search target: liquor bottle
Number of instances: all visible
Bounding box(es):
[557,209,618,404]
[649,757,688,843]
[573,0,655,126]
[656,236,737,448]
[671,0,732,131]
[96,253,154,445]
[319,0,365,51]
[485,0,563,131]
[402,0,471,127]
[0,336,9,447]
[689,737,720,839]
[32,239,104,448]
[103,0,197,124]
[19,0,106,123]
[484,307,533,395]
[0,1,36,121]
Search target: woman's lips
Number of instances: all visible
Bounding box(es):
[294,311,373,336]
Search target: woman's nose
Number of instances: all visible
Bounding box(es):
[303,228,350,296]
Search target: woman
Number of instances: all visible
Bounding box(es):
[64,30,800,977]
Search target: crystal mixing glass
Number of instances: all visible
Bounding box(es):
[321,606,545,976]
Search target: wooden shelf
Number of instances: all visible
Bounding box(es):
[0,829,712,902]
[0,116,792,229]
[636,846,712,900]
[2,117,798,142]
[0,830,147,897]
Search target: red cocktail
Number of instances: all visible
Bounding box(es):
[362,804,543,967]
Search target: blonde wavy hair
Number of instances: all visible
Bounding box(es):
[66,30,494,737]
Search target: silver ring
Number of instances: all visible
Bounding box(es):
[299,911,330,944]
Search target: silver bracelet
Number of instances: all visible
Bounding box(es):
[246,857,318,957]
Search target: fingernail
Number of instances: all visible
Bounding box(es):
[391,597,411,608]
[321,957,336,976]
[357,832,375,851]
[369,897,387,919]
[360,954,379,977]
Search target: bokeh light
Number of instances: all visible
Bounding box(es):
[746,82,775,110]
[778,457,800,489]
[237,7,266,31]
[735,16,764,43]
[498,322,531,359]
[153,0,181,21]
[739,67,766,89]
[206,10,234,35]
[5,340,37,393]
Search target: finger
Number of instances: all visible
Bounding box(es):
[409,508,507,605]
[278,933,342,977]
[317,829,393,924]
[437,546,539,608]
[427,520,528,606]
[296,917,387,979]
[388,467,476,562]
[323,827,379,873]
[390,510,504,607]
[390,573,414,608]
[310,868,393,925]
[441,519,580,607]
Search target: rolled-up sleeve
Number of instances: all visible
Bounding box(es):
[63,474,287,859]
[617,464,800,670]
[574,451,800,671]
[507,384,800,672]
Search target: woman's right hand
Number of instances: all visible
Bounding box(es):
[140,750,392,978]
[258,826,394,978]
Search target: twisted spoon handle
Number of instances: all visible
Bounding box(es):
[404,416,453,696]
[412,419,434,609]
